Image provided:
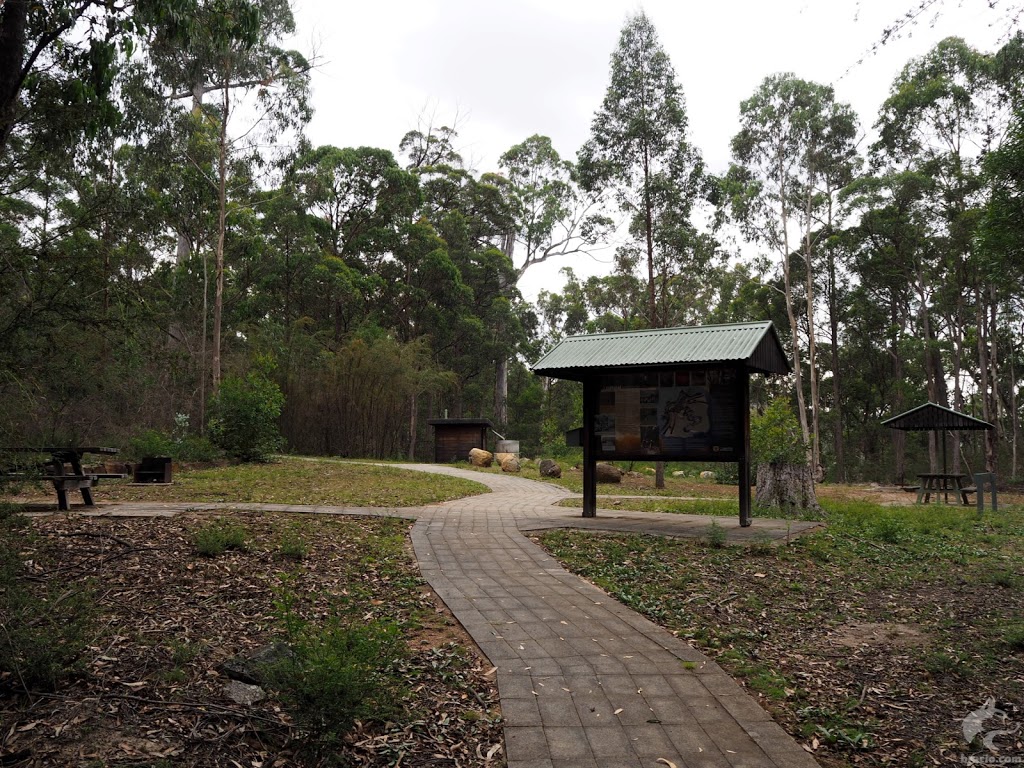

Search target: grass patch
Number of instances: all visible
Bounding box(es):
[267,602,407,755]
[193,517,250,556]
[276,525,309,561]
[87,457,491,507]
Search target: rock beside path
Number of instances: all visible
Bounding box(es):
[468,448,493,467]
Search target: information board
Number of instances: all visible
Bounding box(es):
[594,367,743,461]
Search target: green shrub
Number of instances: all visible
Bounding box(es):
[208,373,285,462]
[713,464,739,485]
[127,429,176,460]
[175,434,221,461]
[1005,624,1024,651]
[193,518,250,556]
[127,429,221,462]
[266,609,407,752]
[278,528,308,561]
[704,520,728,548]
[751,398,808,466]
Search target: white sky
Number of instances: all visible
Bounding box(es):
[287,0,1018,300]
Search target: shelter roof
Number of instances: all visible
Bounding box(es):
[881,402,994,431]
[530,321,790,381]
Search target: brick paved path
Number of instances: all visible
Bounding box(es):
[72,464,822,768]
[402,465,821,768]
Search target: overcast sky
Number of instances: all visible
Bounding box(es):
[286,0,1017,298]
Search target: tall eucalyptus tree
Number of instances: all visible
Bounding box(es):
[727,74,858,478]
[577,11,707,330]
[873,37,1015,472]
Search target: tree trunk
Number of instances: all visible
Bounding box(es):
[803,186,822,482]
[755,462,820,512]
[1012,326,1019,480]
[655,461,665,490]
[777,155,811,456]
[211,77,230,394]
[408,392,417,461]
[828,244,844,482]
[494,358,508,427]
[0,0,28,152]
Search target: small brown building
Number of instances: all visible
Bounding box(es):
[428,418,492,463]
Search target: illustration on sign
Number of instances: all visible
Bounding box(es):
[660,387,711,438]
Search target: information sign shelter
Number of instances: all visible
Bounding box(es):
[531,321,790,525]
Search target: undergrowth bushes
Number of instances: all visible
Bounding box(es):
[0,506,97,692]
[267,592,407,756]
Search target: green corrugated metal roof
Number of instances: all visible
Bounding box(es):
[531,321,790,380]
[881,402,994,431]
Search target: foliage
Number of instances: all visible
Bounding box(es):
[578,11,710,329]
[0,515,96,692]
[208,372,285,462]
[127,427,221,462]
[3,0,1024,483]
[751,399,808,466]
[266,602,407,753]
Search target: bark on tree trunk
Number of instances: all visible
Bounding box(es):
[803,187,822,482]
[494,358,508,427]
[755,462,820,512]
[829,251,844,482]
[408,392,417,461]
[777,156,811,457]
[0,0,28,152]
[655,461,665,490]
[211,78,230,395]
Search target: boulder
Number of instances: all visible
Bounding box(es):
[500,456,521,473]
[596,463,623,484]
[218,641,293,685]
[495,452,515,465]
[468,448,493,467]
[700,470,716,479]
[223,679,267,705]
[539,459,562,478]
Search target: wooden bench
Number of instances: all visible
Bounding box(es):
[1,472,127,510]
[2,447,126,510]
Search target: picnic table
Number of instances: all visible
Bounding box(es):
[2,446,126,510]
[915,472,974,505]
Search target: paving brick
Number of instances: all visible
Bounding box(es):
[545,726,594,760]
[586,725,632,757]
[622,723,678,756]
[503,726,549,762]
[537,695,582,727]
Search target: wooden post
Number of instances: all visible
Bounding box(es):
[582,378,597,518]
[739,367,752,527]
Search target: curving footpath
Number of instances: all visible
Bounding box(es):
[75,464,823,768]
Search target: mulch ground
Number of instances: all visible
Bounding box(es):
[0,510,504,767]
